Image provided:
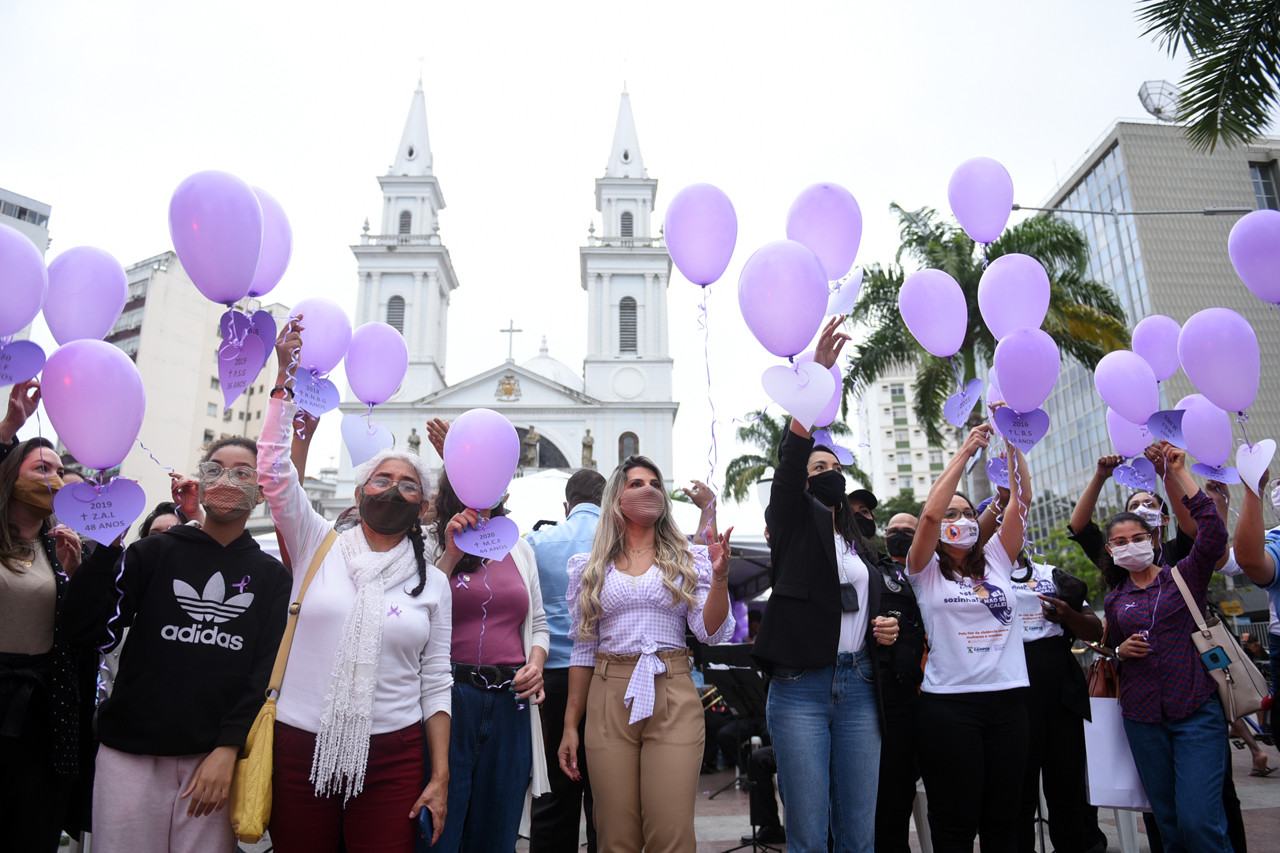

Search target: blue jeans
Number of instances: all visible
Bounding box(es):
[766,648,880,853]
[1123,696,1231,853]
[423,682,531,853]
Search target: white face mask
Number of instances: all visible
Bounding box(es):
[1132,506,1163,528]
[1111,541,1155,572]
[939,519,979,549]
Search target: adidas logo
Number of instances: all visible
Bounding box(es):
[161,574,252,651]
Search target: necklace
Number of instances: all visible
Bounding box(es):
[626,546,655,554]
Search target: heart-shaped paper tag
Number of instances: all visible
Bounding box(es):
[1236,439,1276,496]
[247,310,277,372]
[986,457,1009,488]
[218,336,266,411]
[295,369,340,416]
[1146,409,1186,450]
[219,308,252,346]
[0,339,46,385]
[812,428,856,466]
[944,378,984,428]
[1189,462,1241,484]
[761,362,836,431]
[54,478,147,546]
[1114,457,1158,492]
[993,407,1050,452]
[341,414,395,467]
[453,515,520,560]
[826,269,863,316]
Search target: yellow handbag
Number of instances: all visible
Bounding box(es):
[229,530,337,843]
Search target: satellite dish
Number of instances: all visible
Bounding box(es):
[1139,80,1182,122]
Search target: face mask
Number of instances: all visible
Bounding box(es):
[885,529,914,558]
[619,485,665,527]
[13,475,64,513]
[1269,480,1280,516]
[1132,506,1163,528]
[1111,541,1155,572]
[198,475,259,520]
[806,470,846,507]
[854,514,877,539]
[939,519,979,549]
[360,487,422,535]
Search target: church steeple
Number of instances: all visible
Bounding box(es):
[605,89,646,179]
[391,79,433,176]
[593,89,657,241]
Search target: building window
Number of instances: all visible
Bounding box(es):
[209,377,219,390]
[1250,162,1280,210]
[894,428,908,443]
[206,403,217,416]
[619,297,637,353]
[892,406,906,421]
[620,211,634,237]
[618,431,639,461]
[386,296,406,334]
[897,450,912,465]
[889,383,905,397]
[203,429,215,444]
[399,211,412,234]
[929,448,944,464]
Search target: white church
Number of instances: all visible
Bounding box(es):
[328,83,679,508]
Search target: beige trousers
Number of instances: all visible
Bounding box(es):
[585,650,704,853]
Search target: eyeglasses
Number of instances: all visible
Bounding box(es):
[367,475,423,498]
[198,462,257,484]
[942,508,977,522]
[1108,533,1152,548]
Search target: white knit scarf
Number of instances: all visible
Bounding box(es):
[310,526,419,800]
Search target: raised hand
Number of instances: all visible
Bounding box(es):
[1096,455,1123,478]
[0,380,40,443]
[962,424,994,458]
[426,418,450,458]
[1161,441,1187,473]
[274,316,305,384]
[682,480,716,510]
[709,527,734,577]
[813,315,851,369]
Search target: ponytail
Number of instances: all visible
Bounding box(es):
[407,520,428,597]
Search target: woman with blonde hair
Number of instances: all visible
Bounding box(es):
[557,455,733,853]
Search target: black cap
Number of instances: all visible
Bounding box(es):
[847,488,878,511]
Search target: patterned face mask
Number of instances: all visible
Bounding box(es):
[198,471,260,520]
[939,519,979,549]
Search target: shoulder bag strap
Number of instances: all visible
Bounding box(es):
[1170,567,1210,634]
[264,528,339,698]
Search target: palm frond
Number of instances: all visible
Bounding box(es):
[1136,0,1227,57]
[1178,4,1280,151]
[723,454,771,503]
[912,357,956,448]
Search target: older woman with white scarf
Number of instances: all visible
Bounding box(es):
[260,319,451,853]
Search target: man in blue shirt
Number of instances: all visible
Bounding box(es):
[1227,473,1280,706]
[527,468,605,853]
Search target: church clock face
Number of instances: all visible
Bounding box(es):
[611,366,646,399]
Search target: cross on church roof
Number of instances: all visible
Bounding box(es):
[500,320,523,362]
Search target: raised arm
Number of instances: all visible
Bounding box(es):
[0,380,40,444]
[908,424,993,574]
[997,443,1030,563]
[1235,468,1277,587]
[1150,442,1197,540]
[1069,455,1121,535]
[683,479,718,546]
[1165,445,1227,587]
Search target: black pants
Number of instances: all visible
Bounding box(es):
[918,690,1028,853]
[875,681,920,853]
[529,667,596,853]
[717,716,768,773]
[747,746,781,829]
[0,684,68,853]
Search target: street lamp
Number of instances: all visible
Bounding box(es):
[1012,204,1252,217]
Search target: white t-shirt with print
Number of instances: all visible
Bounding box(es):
[835,535,870,654]
[1011,562,1065,641]
[908,537,1028,693]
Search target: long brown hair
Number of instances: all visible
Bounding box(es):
[934,491,987,582]
[0,438,56,572]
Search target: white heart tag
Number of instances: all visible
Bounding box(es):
[1236,439,1276,496]
[761,362,836,431]
[826,269,863,316]
[341,414,395,467]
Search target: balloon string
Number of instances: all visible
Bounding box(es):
[697,288,718,540]
[365,404,377,436]
[271,315,301,482]
[134,438,176,474]
[1237,412,1253,447]
[95,548,129,705]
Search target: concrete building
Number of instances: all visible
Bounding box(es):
[0,187,51,255]
[857,364,956,502]
[1027,120,1280,533]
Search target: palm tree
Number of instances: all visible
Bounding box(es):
[723,410,869,503]
[1137,0,1280,151]
[842,205,1130,449]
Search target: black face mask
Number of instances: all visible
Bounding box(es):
[360,487,421,535]
[855,514,877,540]
[807,470,846,508]
[885,529,914,558]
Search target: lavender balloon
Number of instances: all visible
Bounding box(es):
[898,269,967,358]
[1093,351,1159,426]
[1176,393,1233,468]
[168,170,263,306]
[44,247,128,345]
[986,366,1004,408]
[1178,307,1260,413]
[993,328,1060,414]
[1228,209,1280,304]
[291,297,352,376]
[346,322,408,406]
[977,253,1049,340]
[1106,407,1153,458]
[1131,315,1181,382]
[737,240,828,357]
[785,183,863,281]
[247,186,292,298]
[664,183,738,286]
[948,157,1014,243]
[0,223,48,338]
[42,340,145,471]
[443,408,520,510]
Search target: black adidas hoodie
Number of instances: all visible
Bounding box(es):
[62,524,291,756]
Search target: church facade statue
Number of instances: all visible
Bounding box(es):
[581,429,596,470]
[521,425,540,468]
[407,427,421,455]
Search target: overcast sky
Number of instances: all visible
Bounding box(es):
[2,1,1186,535]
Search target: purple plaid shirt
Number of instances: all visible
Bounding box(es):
[1104,491,1228,723]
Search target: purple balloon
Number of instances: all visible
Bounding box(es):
[44,247,127,345]
[737,240,828,358]
[0,223,47,338]
[664,183,738,286]
[346,322,408,406]
[993,328,1060,414]
[731,600,750,643]
[795,351,844,427]
[1228,209,1280,304]
[977,253,1049,340]
[443,408,520,510]
[986,366,1003,408]
[1177,307,1260,413]
[1106,407,1153,458]
[785,183,863,281]
[948,157,1014,243]
[898,269,967,357]
[42,340,145,471]
[1093,351,1159,426]
[248,186,292,298]
[1131,314,1181,382]
[1176,393,1233,468]
[168,170,263,306]
[291,297,352,376]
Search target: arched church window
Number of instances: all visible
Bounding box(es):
[620,211,634,237]
[399,211,412,234]
[386,296,406,334]
[619,432,639,462]
[619,297,637,353]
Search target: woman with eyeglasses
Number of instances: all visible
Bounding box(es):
[62,435,293,852]
[1102,443,1231,853]
[905,423,1031,853]
[259,319,452,853]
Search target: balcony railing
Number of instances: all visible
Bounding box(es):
[587,235,666,249]
[360,233,444,247]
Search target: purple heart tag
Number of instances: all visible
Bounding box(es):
[54,478,147,546]
[294,369,340,416]
[0,340,46,385]
[453,515,520,560]
[811,429,856,466]
[219,308,252,347]
[1146,409,1186,450]
[993,407,1050,452]
[1128,456,1157,491]
[986,457,1009,488]
[218,336,266,411]
[341,414,394,466]
[246,310,277,372]
[1190,462,1242,484]
[944,378,984,428]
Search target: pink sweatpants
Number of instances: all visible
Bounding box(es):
[92,744,236,853]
